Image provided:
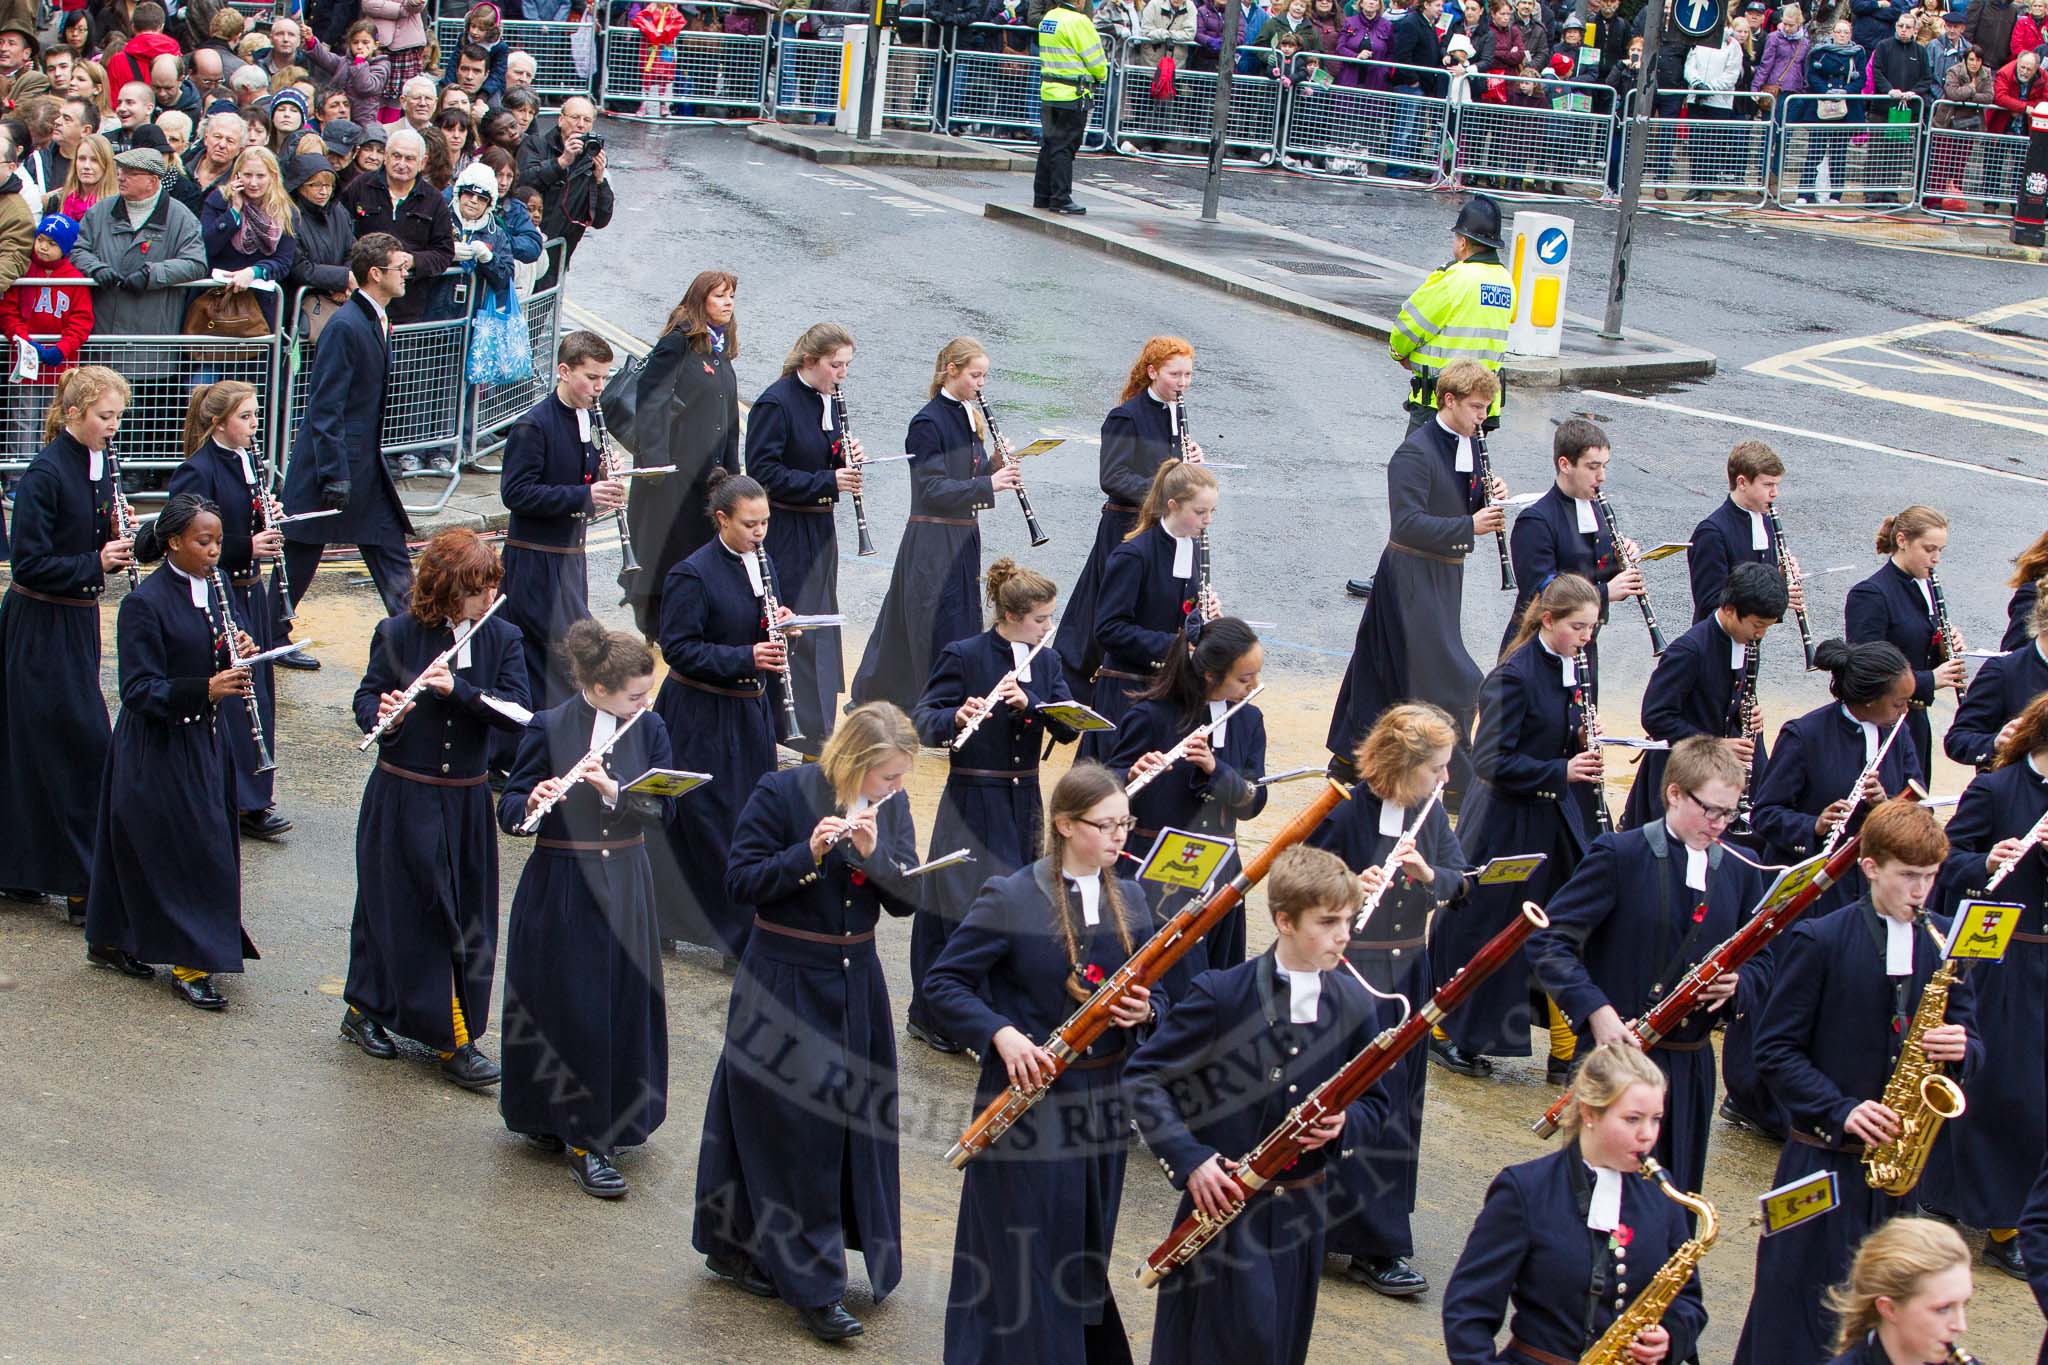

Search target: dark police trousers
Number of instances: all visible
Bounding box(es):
[1035,99,1089,206]
[280,539,416,623]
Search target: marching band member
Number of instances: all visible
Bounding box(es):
[1686,440,1804,626]
[1327,358,1505,810]
[651,470,786,958]
[1920,690,2048,1281]
[1441,1042,1706,1365]
[922,762,1156,1365]
[1445,574,1603,1084]
[746,321,862,756]
[0,365,130,921]
[2000,527,2047,652]
[1944,594,2048,771]
[1123,846,1392,1365]
[693,703,920,1343]
[1052,335,1199,687]
[906,558,1078,1055]
[1498,419,1642,657]
[1108,616,1266,970]
[1845,505,1966,780]
[497,624,674,1199]
[1823,1218,1977,1365]
[83,494,257,1009]
[1620,560,1785,832]
[169,381,290,842]
[1731,798,1980,1365]
[1528,736,1764,1199]
[850,336,1017,710]
[1308,701,1468,1300]
[1085,458,1218,761]
[343,529,528,1087]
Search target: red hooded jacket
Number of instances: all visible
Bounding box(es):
[105,32,184,93]
[0,257,95,382]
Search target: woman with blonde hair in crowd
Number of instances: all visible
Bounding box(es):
[1822,1218,1976,1363]
[47,132,114,219]
[200,146,298,328]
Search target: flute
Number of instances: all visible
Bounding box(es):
[831,384,877,558]
[516,703,649,834]
[952,635,1051,750]
[819,787,902,850]
[105,439,140,589]
[357,595,509,751]
[974,393,1048,548]
[207,566,275,773]
[1474,427,1512,592]
[1817,714,1907,861]
[1983,807,2048,892]
[1126,685,1266,797]
[1355,779,1445,931]
[1593,490,1666,655]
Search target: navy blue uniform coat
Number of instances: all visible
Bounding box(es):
[1844,560,1945,778]
[1053,390,1178,684]
[281,291,412,548]
[1687,495,1777,623]
[746,372,845,752]
[1501,484,1619,656]
[1086,523,1196,761]
[2002,577,2036,653]
[498,392,600,710]
[1621,613,1763,830]
[1944,640,2048,769]
[617,330,741,637]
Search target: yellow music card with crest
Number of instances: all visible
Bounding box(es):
[1136,828,1235,892]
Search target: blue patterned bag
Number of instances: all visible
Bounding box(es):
[467,285,533,387]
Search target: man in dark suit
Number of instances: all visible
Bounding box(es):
[277,232,416,666]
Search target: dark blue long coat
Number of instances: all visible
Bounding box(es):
[1686,495,1777,623]
[496,697,675,1153]
[746,372,845,753]
[1107,694,1267,970]
[280,291,412,548]
[0,431,114,898]
[83,563,252,972]
[850,393,994,710]
[1621,612,1762,830]
[1053,390,1177,684]
[498,392,600,710]
[1086,524,1196,761]
[652,539,778,955]
[906,627,1078,1035]
[1528,825,1763,1198]
[693,764,919,1309]
[2002,577,2036,653]
[1308,786,1468,1262]
[1732,898,1982,1365]
[168,438,278,814]
[1501,484,1619,656]
[347,610,528,1052]
[924,859,1158,1365]
[2018,1145,2048,1365]
[616,329,740,636]
[1124,950,1391,1365]
[1944,641,2048,769]
[1441,1143,1708,1364]
[1451,637,1600,1057]
[1844,560,1944,779]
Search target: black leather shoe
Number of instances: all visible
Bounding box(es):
[1347,1254,1428,1297]
[569,1149,627,1199]
[1346,577,1374,599]
[239,809,293,841]
[795,1302,864,1342]
[1546,1055,1573,1086]
[1986,1235,2027,1281]
[1428,1036,1493,1077]
[273,647,321,671]
[1052,201,1087,215]
[706,1252,779,1298]
[906,1018,964,1055]
[66,897,86,926]
[524,1132,566,1153]
[340,1006,398,1059]
[171,974,227,1010]
[0,886,49,903]
[441,1043,502,1090]
[87,943,155,979]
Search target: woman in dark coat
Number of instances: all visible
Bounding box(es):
[1052,335,1200,686]
[282,152,355,334]
[924,763,1158,1365]
[1821,1218,1979,1365]
[344,530,529,1088]
[616,270,741,639]
[1844,504,1968,782]
[1308,700,1467,1300]
[1087,458,1218,763]
[198,147,299,329]
[906,557,1079,1053]
[1107,615,1266,969]
[0,366,131,915]
[851,335,1022,710]
[651,471,786,957]
[745,321,861,756]
[693,703,921,1343]
[83,494,256,1010]
[497,624,674,1200]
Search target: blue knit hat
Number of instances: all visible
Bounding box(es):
[34,213,78,256]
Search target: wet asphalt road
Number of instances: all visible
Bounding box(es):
[4,120,2046,1361]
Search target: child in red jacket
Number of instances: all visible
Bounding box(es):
[0,214,95,384]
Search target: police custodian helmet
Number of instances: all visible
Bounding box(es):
[1452,195,1505,251]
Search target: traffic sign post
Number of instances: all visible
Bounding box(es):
[1600,0,1665,339]
[1200,0,1244,223]
[1507,212,1574,358]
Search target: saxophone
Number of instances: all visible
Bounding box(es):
[1863,920,1968,1196]
[1579,1160,1718,1365]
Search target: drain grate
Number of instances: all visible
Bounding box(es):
[1259,257,1369,278]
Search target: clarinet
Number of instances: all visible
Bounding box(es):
[104,439,140,589]
[1763,502,1817,670]
[1474,427,1512,592]
[1593,490,1667,655]
[590,402,640,578]
[1928,568,1967,699]
[831,384,876,558]
[974,393,1049,547]
[1580,651,1614,835]
[1172,399,1215,628]
[207,566,275,774]
[1730,640,1763,836]
[251,431,295,622]
[758,548,804,745]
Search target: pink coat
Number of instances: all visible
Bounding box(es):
[361,0,429,53]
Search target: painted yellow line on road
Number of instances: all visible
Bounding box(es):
[563,300,653,357]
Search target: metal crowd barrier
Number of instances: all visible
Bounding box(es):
[468,243,572,465]
[1275,55,1452,187]
[598,0,772,123]
[1451,78,1616,196]
[1625,87,1773,206]
[434,16,596,106]
[1922,99,2029,217]
[1114,48,1280,166]
[945,25,1112,151]
[1775,93,1924,212]
[768,12,943,126]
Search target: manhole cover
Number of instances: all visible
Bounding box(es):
[1260,257,1369,278]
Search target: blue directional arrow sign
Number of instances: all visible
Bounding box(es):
[1674,0,1718,37]
[1535,228,1569,265]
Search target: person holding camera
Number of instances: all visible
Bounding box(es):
[516,95,612,267]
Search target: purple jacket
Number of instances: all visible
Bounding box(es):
[1197,0,1228,51]
[1752,28,1810,93]
[1336,9,1393,85]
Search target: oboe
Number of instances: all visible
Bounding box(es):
[590,402,639,577]
[1763,502,1816,670]
[104,439,140,588]
[1928,568,1966,699]
[251,431,295,622]
[758,548,803,745]
[1474,427,1512,592]
[207,566,275,773]
[1580,652,1614,835]
[974,393,1048,547]
[1593,491,1666,655]
[516,703,649,834]
[831,384,876,557]
[1126,685,1266,796]
[1731,640,1763,835]
[357,595,509,751]
[952,634,1051,750]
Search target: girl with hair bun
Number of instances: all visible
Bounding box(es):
[0,364,132,917]
[83,493,260,1011]
[1845,504,1967,778]
[651,468,789,958]
[497,620,674,1201]
[905,556,1079,1053]
[851,335,1024,711]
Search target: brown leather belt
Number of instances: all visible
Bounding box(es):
[1659,1037,1710,1052]
[753,916,876,945]
[950,766,1036,780]
[537,836,645,851]
[2012,930,2048,944]
[909,514,975,527]
[1389,541,1464,566]
[1508,1339,1574,1365]
[231,573,262,588]
[1789,1129,1864,1155]
[8,583,95,607]
[1070,1046,1127,1071]
[1103,501,1139,515]
[771,500,831,514]
[504,538,585,555]
[1354,935,1427,952]
[678,675,764,699]
[378,760,486,787]
[1095,667,1148,683]
[1270,1168,1328,1193]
